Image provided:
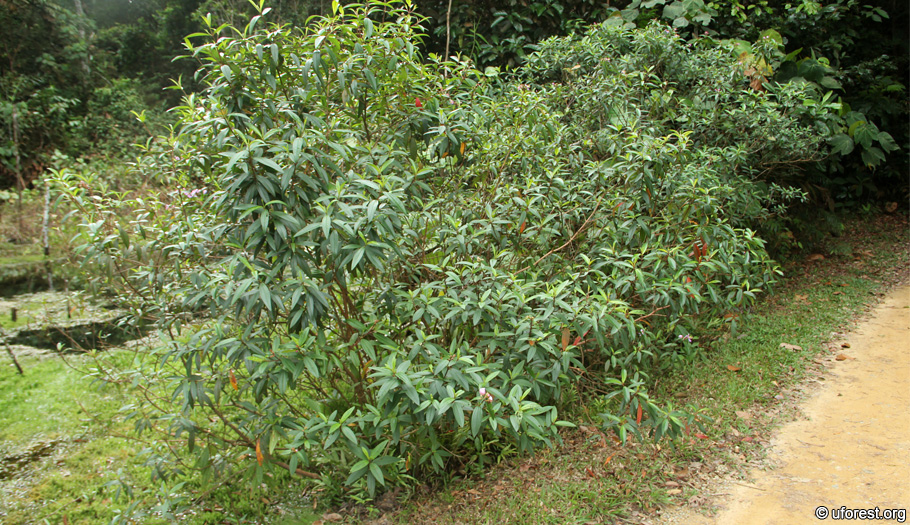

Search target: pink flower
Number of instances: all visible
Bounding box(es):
[479,387,493,403]
[182,188,208,198]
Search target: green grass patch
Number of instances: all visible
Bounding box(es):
[0,255,47,266]
[655,271,886,426]
[0,349,325,524]
[0,355,123,443]
[0,352,150,524]
[0,291,113,332]
[0,241,43,260]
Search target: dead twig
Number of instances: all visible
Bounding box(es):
[518,198,603,274]
[273,460,320,480]
[728,480,767,491]
[635,305,670,323]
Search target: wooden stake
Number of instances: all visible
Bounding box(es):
[3,337,24,375]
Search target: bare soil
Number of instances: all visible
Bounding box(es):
[659,285,910,524]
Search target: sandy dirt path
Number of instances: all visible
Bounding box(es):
[661,285,910,524]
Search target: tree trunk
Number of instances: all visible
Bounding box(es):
[73,0,91,80]
[445,0,454,61]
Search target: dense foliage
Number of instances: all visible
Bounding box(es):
[54,1,851,507]
[418,0,908,246]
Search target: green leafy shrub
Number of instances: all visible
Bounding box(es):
[432,0,907,248]
[57,2,834,506]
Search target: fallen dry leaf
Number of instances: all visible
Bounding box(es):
[667,488,683,495]
[603,453,616,467]
[780,343,803,351]
[727,365,741,372]
[735,410,751,420]
[807,253,825,262]
[841,342,851,348]
[835,354,854,361]
[665,481,680,488]
[322,513,343,522]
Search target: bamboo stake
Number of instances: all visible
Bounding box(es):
[43,179,54,291]
[11,105,24,239]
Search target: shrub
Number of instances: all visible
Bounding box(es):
[57,2,832,505]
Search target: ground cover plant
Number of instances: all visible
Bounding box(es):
[46,0,859,516]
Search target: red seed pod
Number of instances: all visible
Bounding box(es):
[415,97,422,108]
